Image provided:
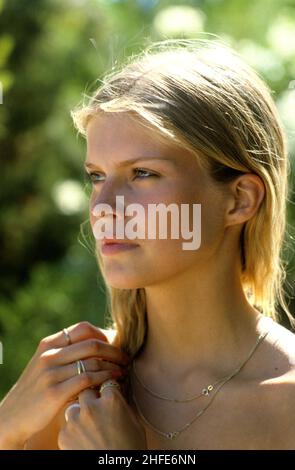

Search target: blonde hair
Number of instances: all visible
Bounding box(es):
[71,39,294,358]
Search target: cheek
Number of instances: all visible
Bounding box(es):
[144,187,226,265]
[138,205,225,285]
[90,180,226,288]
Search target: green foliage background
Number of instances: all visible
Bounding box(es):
[0,0,294,397]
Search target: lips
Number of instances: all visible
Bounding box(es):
[101,238,139,246]
[100,238,140,256]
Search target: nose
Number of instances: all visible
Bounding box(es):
[89,177,126,229]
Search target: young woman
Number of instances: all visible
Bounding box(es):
[1,39,295,450]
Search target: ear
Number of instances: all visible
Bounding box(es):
[225,173,265,227]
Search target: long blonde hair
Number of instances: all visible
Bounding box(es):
[71,39,294,358]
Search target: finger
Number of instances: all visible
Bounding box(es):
[38,322,111,351]
[99,379,122,398]
[56,369,125,402]
[51,339,130,367]
[79,388,97,406]
[64,402,80,422]
[51,358,127,383]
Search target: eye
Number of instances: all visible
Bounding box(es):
[85,171,105,184]
[133,168,158,179]
[85,168,159,184]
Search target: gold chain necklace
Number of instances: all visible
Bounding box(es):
[130,330,268,440]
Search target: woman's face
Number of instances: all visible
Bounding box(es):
[86,112,228,289]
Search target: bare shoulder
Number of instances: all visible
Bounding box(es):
[261,316,295,367]
[257,317,295,448]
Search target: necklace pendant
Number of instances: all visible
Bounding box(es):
[166,431,179,440]
[202,385,214,396]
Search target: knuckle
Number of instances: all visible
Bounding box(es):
[37,337,51,353]
[78,321,94,336]
[89,338,101,355]
[38,349,57,367]
[38,351,52,367]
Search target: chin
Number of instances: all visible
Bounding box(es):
[102,265,148,290]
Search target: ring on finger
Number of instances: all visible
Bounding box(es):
[76,359,86,375]
[100,379,121,394]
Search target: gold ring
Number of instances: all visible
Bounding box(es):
[63,328,71,346]
[100,379,121,394]
[76,360,86,375]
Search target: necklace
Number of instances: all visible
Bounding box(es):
[133,358,228,402]
[130,330,268,440]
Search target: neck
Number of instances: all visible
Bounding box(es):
[136,256,264,381]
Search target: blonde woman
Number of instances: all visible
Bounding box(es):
[1,39,295,450]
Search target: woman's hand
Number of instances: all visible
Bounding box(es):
[58,381,147,450]
[0,322,129,449]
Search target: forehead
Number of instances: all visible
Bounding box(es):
[85,112,196,166]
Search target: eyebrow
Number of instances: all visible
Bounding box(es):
[84,156,177,170]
